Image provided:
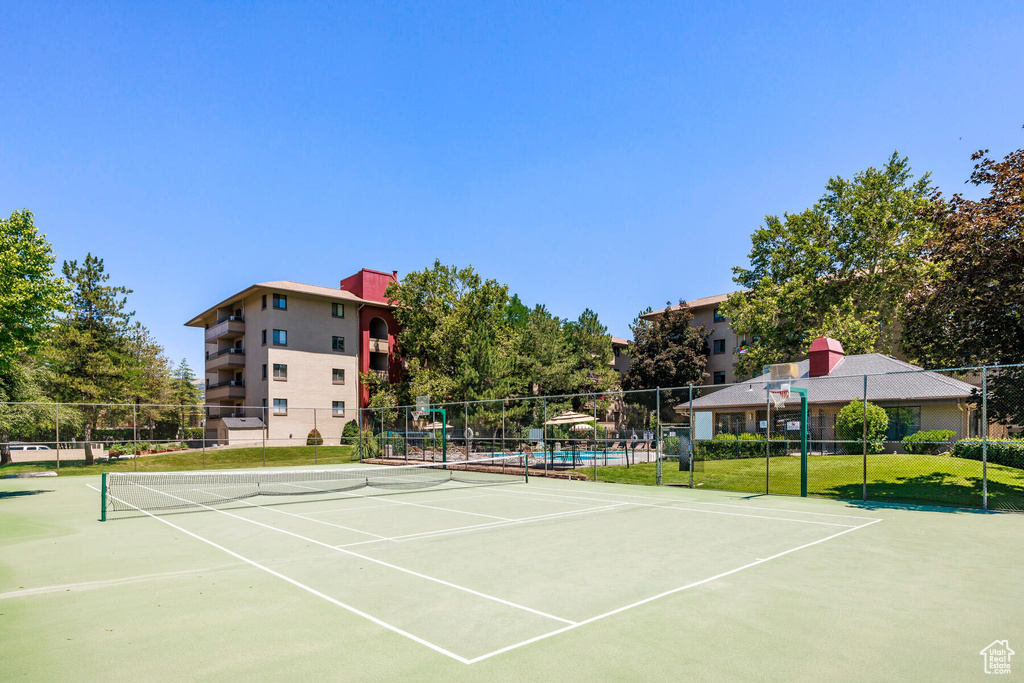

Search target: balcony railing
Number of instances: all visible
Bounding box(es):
[210,314,244,326]
[205,316,246,342]
[207,380,245,390]
[372,369,389,383]
[206,347,245,360]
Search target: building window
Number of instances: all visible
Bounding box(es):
[332,302,345,318]
[713,339,726,355]
[262,363,267,380]
[614,347,620,357]
[261,294,267,310]
[332,368,345,384]
[884,407,921,441]
[273,364,287,380]
[273,398,288,415]
[332,401,345,417]
[262,399,267,419]
[273,329,287,346]
[713,307,726,323]
[273,293,287,310]
[332,336,345,352]
[261,329,267,346]
[715,412,746,435]
[713,371,726,385]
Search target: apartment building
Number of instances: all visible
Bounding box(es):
[641,293,743,386]
[185,269,401,445]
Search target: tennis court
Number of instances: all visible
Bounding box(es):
[3,459,1023,680]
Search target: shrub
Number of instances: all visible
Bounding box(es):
[836,400,888,454]
[695,432,788,459]
[952,438,1024,470]
[307,429,324,446]
[902,430,957,454]
[342,420,360,438]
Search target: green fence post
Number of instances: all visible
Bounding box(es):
[791,387,809,496]
[100,472,107,522]
[982,366,988,511]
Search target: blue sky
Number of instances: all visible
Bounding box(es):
[2,1,1022,371]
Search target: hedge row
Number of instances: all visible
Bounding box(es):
[694,433,790,460]
[952,438,1024,469]
[902,430,957,455]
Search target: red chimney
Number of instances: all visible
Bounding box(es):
[808,337,844,377]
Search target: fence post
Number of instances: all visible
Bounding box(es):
[133,403,138,472]
[543,397,548,474]
[202,408,206,470]
[688,385,694,489]
[655,388,661,485]
[982,366,988,511]
[262,415,267,467]
[593,393,599,483]
[863,375,868,501]
[55,403,60,472]
[404,406,409,462]
[313,408,318,465]
[765,384,770,494]
[465,403,469,459]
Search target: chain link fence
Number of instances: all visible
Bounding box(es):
[3,362,1022,510]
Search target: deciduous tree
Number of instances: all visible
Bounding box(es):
[722,153,937,377]
[0,210,67,373]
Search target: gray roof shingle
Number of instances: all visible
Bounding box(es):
[686,354,977,410]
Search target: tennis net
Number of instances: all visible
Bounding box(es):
[102,456,526,519]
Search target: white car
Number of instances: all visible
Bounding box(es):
[7,444,52,451]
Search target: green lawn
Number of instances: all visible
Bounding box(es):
[593,453,1024,511]
[0,444,359,477]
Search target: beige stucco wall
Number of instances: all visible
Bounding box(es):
[202,288,362,445]
[691,304,741,385]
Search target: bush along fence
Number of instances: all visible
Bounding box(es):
[2,362,1022,511]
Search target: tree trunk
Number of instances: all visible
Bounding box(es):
[1,429,11,466]
[84,422,94,465]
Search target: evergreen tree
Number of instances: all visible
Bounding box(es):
[43,254,133,464]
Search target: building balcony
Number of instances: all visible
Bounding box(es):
[206,379,246,401]
[368,337,389,353]
[205,315,245,342]
[371,369,389,383]
[206,347,245,371]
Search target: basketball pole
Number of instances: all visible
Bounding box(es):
[791,387,809,496]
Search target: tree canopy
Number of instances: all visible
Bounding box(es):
[622,301,708,418]
[903,138,1024,368]
[384,260,619,410]
[0,210,67,373]
[722,152,937,377]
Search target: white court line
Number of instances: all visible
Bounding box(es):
[0,562,243,600]
[284,482,516,521]
[89,484,471,664]
[335,502,630,548]
[486,487,863,527]
[464,518,883,664]
[133,482,575,626]
[534,484,884,521]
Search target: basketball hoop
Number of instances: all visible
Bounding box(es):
[768,385,790,410]
[411,410,426,420]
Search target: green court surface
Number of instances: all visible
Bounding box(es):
[2,467,1022,681]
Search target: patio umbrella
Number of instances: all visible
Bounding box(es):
[544,411,595,426]
[569,423,594,432]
